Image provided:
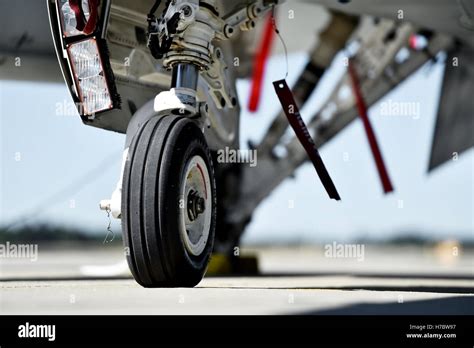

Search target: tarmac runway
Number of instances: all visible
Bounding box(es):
[1,245,473,315]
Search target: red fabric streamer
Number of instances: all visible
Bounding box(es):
[347,59,394,194]
[409,34,418,50]
[83,0,99,35]
[68,0,86,31]
[248,13,276,112]
[273,80,341,201]
[68,0,99,35]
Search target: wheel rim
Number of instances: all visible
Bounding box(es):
[179,155,212,256]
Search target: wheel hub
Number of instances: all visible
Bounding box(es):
[187,189,206,221]
[179,155,212,256]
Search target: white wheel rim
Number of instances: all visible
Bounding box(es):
[179,155,212,256]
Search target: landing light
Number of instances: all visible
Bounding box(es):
[67,38,113,115]
[50,0,118,116]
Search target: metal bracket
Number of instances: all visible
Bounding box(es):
[202,47,237,110]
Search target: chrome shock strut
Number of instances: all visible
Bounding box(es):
[147,0,282,115]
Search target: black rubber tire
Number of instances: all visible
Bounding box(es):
[122,116,216,287]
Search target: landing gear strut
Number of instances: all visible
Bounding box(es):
[104,0,279,287]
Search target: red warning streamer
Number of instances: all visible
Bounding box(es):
[273,79,341,201]
[83,0,99,35]
[69,0,86,31]
[68,0,99,35]
[347,59,394,194]
[248,13,276,112]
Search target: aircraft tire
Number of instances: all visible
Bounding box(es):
[122,115,216,287]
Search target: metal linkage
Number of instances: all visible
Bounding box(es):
[228,21,453,225]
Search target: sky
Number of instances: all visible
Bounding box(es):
[0,52,473,244]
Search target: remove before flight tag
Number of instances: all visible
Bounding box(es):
[273,79,341,201]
